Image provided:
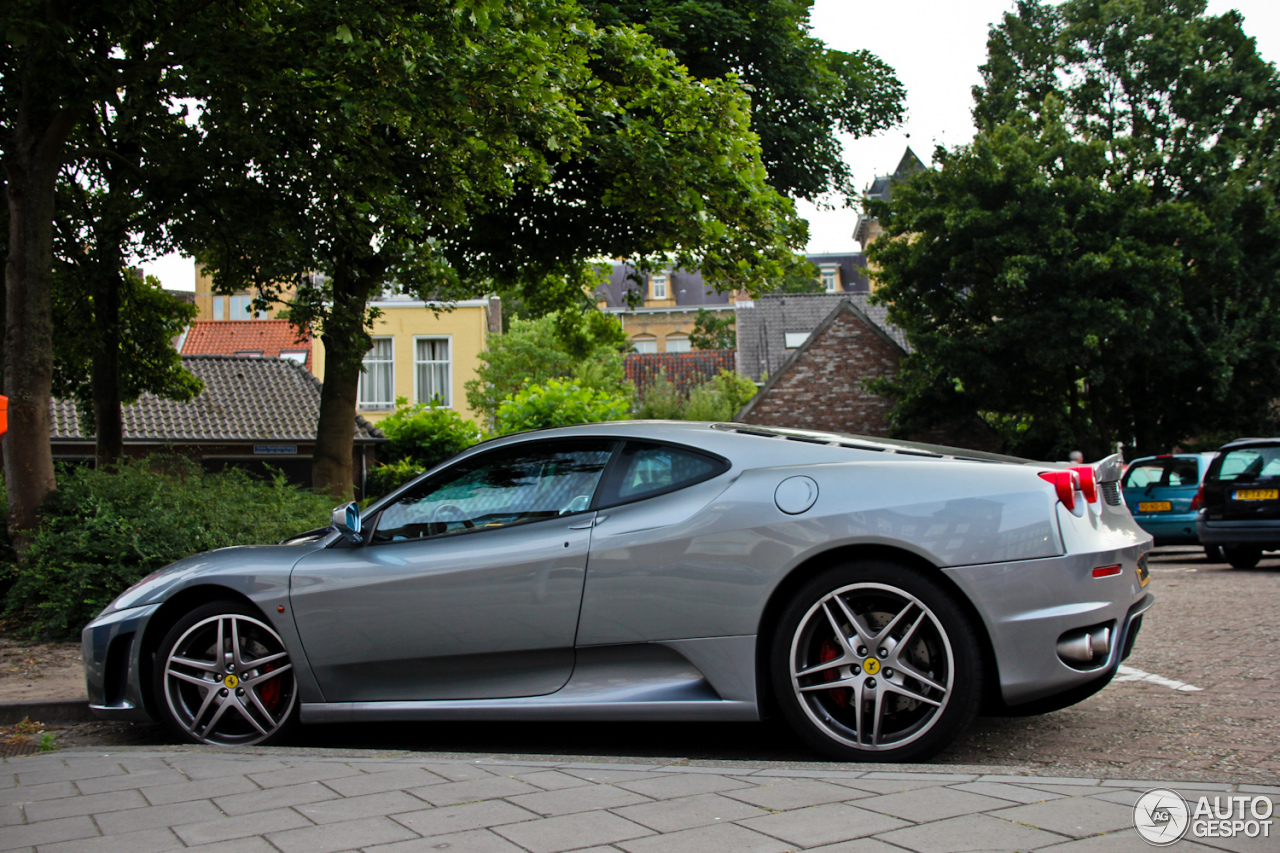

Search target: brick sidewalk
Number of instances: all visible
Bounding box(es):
[4,750,1277,852]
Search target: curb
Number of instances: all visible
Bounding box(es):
[0,698,96,726]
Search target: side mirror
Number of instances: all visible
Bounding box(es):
[330,501,364,545]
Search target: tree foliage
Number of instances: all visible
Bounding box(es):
[868,0,1280,458]
[494,378,631,435]
[364,398,483,497]
[689,309,736,351]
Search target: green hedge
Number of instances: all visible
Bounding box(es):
[3,456,335,641]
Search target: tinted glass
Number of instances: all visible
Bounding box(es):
[372,441,614,543]
[1124,458,1201,488]
[1124,463,1164,488]
[1166,458,1199,486]
[1214,446,1280,482]
[600,441,726,505]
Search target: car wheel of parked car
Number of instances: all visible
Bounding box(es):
[154,601,299,746]
[1204,545,1224,563]
[1223,546,1262,570]
[771,562,983,762]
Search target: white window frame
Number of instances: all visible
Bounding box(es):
[784,331,810,349]
[651,274,668,300]
[820,265,839,294]
[212,296,225,321]
[280,350,308,364]
[358,336,395,410]
[665,334,691,353]
[632,337,658,354]
[230,294,255,319]
[413,335,452,407]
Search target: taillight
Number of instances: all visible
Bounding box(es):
[1070,466,1099,504]
[1039,470,1080,511]
[1190,483,1205,512]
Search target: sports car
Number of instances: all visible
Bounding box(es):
[82,422,1153,762]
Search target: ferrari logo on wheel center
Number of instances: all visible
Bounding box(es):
[223,674,239,690]
[863,658,881,675]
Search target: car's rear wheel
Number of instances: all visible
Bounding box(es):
[771,561,983,762]
[153,601,299,746]
[1223,546,1262,569]
[1204,545,1224,563]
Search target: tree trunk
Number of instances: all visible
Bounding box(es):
[311,257,378,500]
[91,267,125,466]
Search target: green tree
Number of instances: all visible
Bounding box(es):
[868,0,1280,458]
[494,378,630,435]
[689,309,736,351]
[466,311,631,426]
[685,369,759,421]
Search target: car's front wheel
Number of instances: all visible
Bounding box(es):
[771,562,984,763]
[1223,546,1262,569]
[153,601,299,746]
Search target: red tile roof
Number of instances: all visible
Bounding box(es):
[625,350,737,397]
[182,320,312,371]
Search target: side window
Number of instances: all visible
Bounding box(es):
[598,441,728,506]
[1167,459,1199,486]
[1124,463,1164,488]
[371,441,614,543]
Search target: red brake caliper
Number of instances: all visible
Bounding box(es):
[819,639,849,708]
[258,663,281,712]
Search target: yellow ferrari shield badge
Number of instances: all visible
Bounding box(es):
[863,658,881,675]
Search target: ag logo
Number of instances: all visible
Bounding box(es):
[1134,789,1190,845]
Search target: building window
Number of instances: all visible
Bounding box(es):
[650,274,668,300]
[415,337,451,406]
[665,335,691,353]
[212,296,225,321]
[632,337,658,354]
[784,331,809,349]
[280,350,307,364]
[358,337,395,409]
[235,350,263,358]
[230,294,260,319]
[820,266,839,293]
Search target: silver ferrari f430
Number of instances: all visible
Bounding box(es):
[83,422,1153,762]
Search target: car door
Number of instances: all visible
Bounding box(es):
[290,439,616,702]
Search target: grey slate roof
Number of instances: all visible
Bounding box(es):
[51,355,384,442]
[735,293,910,382]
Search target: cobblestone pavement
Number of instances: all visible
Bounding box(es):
[4,750,1278,852]
[26,548,1280,785]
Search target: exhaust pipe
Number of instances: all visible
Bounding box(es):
[1088,626,1111,658]
[1057,631,1093,663]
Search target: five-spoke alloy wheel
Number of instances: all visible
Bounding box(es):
[772,562,983,762]
[154,602,298,746]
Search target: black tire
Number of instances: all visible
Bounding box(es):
[1223,546,1262,570]
[1204,545,1224,563]
[770,561,984,762]
[153,600,299,746]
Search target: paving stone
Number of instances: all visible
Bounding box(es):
[366,828,529,853]
[613,773,755,800]
[410,775,542,806]
[1182,828,1280,853]
[750,768,868,780]
[857,786,1008,822]
[804,839,914,853]
[0,780,78,806]
[141,773,261,805]
[173,807,314,846]
[738,802,911,847]
[858,772,977,783]
[612,792,769,832]
[507,782,652,816]
[1036,831,1223,852]
[987,796,1133,837]
[248,763,362,788]
[515,770,596,791]
[35,827,181,853]
[0,815,99,851]
[721,778,863,811]
[392,800,541,837]
[14,762,121,787]
[419,763,504,782]
[948,780,1064,804]
[76,769,189,795]
[95,799,225,835]
[184,838,286,853]
[169,758,290,780]
[977,774,1100,787]
[616,822,790,853]
[1020,782,1111,797]
[323,767,447,797]
[493,809,655,853]
[873,813,1068,853]
[558,768,668,784]
[266,815,419,853]
[294,790,426,824]
[0,803,21,827]
[214,780,340,815]
[832,779,954,795]
[1239,785,1280,795]
[24,788,149,822]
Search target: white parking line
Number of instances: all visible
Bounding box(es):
[1115,665,1203,692]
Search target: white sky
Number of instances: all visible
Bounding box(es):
[141,0,1280,287]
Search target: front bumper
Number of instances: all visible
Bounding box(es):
[943,541,1152,706]
[1197,519,1280,549]
[81,603,161,723]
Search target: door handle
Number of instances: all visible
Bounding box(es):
[568,515,606,530]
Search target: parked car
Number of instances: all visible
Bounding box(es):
[1196,437,1280,569]
[82,422,1153,762]
[1121,453,1219,559]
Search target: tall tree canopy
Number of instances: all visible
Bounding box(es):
[868,0,1280,459]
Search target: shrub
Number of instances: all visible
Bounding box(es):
[494,378,630,435]
[633,370,686,419]
[685,369,760,421]
[364,398,483,498]
[365,457,428,498]
[3,456,335,640]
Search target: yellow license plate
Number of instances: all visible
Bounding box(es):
[1234,489,1279,501]
[1138,501,1172,512]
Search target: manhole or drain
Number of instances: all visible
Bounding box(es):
[0,740,42,757]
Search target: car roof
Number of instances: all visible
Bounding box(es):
[1217,437,1280,450]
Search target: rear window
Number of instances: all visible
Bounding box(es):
[1213,446,1280,482]
[1124,458,1200,488]
[597,441,728,506]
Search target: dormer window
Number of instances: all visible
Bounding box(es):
[651,274,668,300]
[820,266,839,294]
